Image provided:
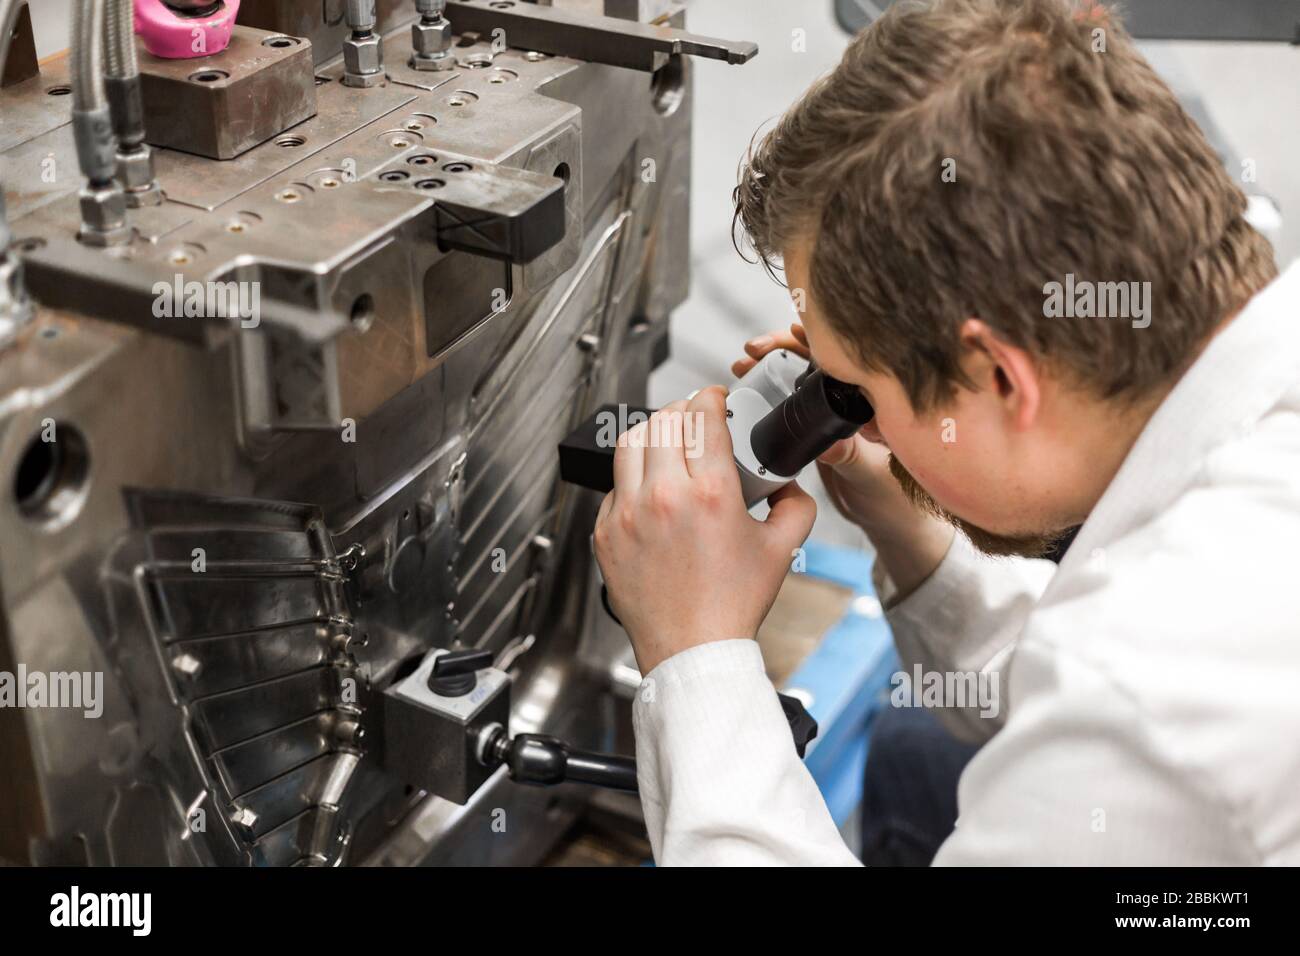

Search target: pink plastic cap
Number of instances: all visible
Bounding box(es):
[134,0,241,60]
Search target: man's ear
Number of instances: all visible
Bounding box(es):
[958,318,1040,431]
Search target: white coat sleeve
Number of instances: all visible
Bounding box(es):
[632,639,860,866]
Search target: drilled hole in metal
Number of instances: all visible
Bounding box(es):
[350,294,376,331]
[13,426,90,527]
[651,54,686,116]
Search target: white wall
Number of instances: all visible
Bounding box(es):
[27,0,73,60]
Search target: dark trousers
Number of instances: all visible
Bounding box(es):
[860,705,980,866]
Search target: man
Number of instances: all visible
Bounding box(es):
[593,0,1299,865]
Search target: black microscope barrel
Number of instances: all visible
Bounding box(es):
[750,369,874,477]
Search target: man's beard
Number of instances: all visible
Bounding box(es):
[887,454,1065,559]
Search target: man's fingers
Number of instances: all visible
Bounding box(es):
[733,325,813,378]
[764,480,817,552]
[613,420,647,494]
[731,356,758,378]
[645,401,690,482]
[684,385,738,483]
[743,329,810,362]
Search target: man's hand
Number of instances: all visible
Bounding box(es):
[733,324,901,529]
[735,324,955,599]
[593,386,817,676]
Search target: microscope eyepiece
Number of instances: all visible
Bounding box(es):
[749,369,874,478]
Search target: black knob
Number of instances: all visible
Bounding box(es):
[428,648,494,697]
[777,692,819,758]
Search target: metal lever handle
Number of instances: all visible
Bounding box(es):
[480,692,816,797]
[443,0,758,72]
[481,727,639,792]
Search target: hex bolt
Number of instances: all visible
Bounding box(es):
[117,146,162,208]
[343,0,386,88]
[411,0,454,72]
[77,182,131,248]
[230,807,258,832]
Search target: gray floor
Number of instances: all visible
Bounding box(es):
[653,0,1300,551]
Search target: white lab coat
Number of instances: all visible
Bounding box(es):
[632,260,1300,865]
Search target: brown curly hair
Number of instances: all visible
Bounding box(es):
[734,0,1277,410]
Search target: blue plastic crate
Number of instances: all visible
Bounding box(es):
[782,541,900,827]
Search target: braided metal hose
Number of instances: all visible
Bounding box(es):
[105,0,148,152]
[105,0,139,80]
[72,0,118,185]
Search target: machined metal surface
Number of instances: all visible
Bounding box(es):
[138,26,318,160]
[0,2,732,866]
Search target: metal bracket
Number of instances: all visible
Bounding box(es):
[443,0,758,72]
[424,162,568,263]
[18,236,353,346]
[138,26,318,160]
[1,1,37,88]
